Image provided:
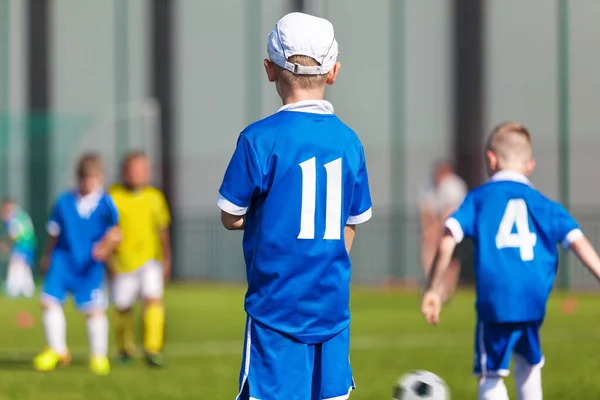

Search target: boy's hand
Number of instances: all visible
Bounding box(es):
[92,227,122,262]
[163,258,172,282]
[421,290,442,325]
[104,227,122,244]
[92,244,109,262]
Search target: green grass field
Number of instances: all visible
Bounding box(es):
[0,285,598,399]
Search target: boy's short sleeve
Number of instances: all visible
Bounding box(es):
[105,196,119,228]
[444,192,476,243]
[155,191,171,230]
[551,202,583,248]
[46,199,62,237]
[217,134,262,216]
[347,149,372,225]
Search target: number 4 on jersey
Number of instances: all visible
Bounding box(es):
[495,199,537,261]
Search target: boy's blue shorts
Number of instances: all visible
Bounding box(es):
[237,316,355,400]
[474,319,544,377]
[41,249,108,312]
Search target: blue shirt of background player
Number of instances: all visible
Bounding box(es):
[46,189,119,271]
[218,100,372,344]
[445,171,582,323]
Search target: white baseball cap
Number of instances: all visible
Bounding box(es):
[267,12,339,76]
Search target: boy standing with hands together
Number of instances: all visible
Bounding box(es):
[218,12,372,400]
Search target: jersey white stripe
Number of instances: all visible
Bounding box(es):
[445,217,464,243]
[347,208,372,225]
[324,158,342,239]
[298,157,317,239]
[46,221,61,237]
[562,228,584,248]
[216,194,248,216]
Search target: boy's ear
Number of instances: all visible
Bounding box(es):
[485,149,497,171]
[264,59,278,83]
[525,158,536,176]
[326,62,341,85]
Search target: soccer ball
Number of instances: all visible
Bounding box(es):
[393,370,450,400]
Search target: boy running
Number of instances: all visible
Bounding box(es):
[422,122,600,400]
[33,153,121,375]
[218,12,372,400]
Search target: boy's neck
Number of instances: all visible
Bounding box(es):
[495,167,528,175]
[491,168,529,178]
[78,187,102,197]
[123,183,144,192]
[280,88,326,106]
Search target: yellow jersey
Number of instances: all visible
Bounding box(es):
[109,184,171,273]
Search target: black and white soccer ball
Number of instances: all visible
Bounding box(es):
[393,370,450,400]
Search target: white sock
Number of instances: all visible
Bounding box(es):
[514,354,543,400]
[43,305,67,355]
[21,266,35,298]
[6,262,19,298]
[478,377,509,400]
[87,313,108,357]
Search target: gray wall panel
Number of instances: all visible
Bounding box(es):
[568,1,600,208]
[404,0,452,208]
[8,0,26,203]
[175,0,247,211]
[51,0,116,191]
[484,0,558,199]
[51,0,150,192]
[260,1,289,118]
[324,0,393,209]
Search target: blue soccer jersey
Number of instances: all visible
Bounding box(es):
[47,190,119,270]
[446,171,582,323]
[218,100,372,343]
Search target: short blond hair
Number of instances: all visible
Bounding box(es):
[486,122,532,166]
[276,55,328,90]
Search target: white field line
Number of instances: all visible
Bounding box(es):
[0,332,588,360]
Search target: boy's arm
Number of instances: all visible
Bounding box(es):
[569,237,600,282]
[40,234,58,274]
[92,197,122,262]
[218,134,261,231]
[421,193,474,326]
[344,225,356,254]
[159,228,172,280]
[155,191,172,279]
[92,226,122,262]
[42,200,62,273]
[425,233,457,293]
[0,230,14,253]
[421,232,457,325]
[221,211,245,230]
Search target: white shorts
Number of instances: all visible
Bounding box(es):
[111,260,164,310]
[6,255,35,298]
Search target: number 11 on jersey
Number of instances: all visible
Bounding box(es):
[298,157,342,240]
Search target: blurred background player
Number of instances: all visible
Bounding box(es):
[218,12,372,400]
[419,161,467,299]
[34,153,121,375]
[422,122,600,400]
[0,199,36,298]
[108,151,171,367]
